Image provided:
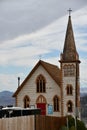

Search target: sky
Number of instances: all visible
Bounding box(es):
[0,0,87,93]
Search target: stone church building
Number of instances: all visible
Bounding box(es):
[13,14,80,117]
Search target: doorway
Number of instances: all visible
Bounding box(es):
[36,95,46,115]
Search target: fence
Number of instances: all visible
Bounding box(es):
[35,115,66,130]
[0,115,34,130]
[0,115,66,130]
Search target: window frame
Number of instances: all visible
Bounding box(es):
[23,95,30,108]
[63,64,75,77]
[53,95,60,112]
[36,74,46,93]
[67,100,73,113]
[66,84,73,95]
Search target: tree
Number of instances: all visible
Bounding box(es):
[67,116,87,130]
[77,119,86,130]
[69,126,75,130]
[68,116,75,128]
[60,126,69,130]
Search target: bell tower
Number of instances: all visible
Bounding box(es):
[59,10,81,117]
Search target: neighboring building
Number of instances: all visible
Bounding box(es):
[13,14,81,117]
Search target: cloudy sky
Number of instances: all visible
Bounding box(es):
[0,0,87,93]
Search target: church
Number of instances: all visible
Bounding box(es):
[13,13,81,117]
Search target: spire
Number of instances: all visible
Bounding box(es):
[67,8,72,16]
[60,11,79,62]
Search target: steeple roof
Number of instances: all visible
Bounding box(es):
[60,15,79,62]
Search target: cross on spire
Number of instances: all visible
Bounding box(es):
[68,8,72,16]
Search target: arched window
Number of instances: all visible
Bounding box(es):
[36,75,46,93]
[63,65,68,76]
[70,64,75,76]
[24,95,30,108]
[67,100,73,112]
[66,84,73,95]
[63,64,75,77]
[53,96,59,112]
[36,95,46,103]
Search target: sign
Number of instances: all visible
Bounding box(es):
[48,105,53,114]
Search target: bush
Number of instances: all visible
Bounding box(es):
[67,116,87,130]
[60,126,69,130]
[69,126,75,130]
[77,119,86,130]
[68,116,75,128]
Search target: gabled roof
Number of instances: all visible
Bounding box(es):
[13,60,61,97]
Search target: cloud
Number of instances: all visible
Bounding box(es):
[0,1,87,92]
[1,6,87,66]
[0,73,25,92]
[0,0,87,41]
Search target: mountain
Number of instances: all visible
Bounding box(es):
[80,92,87,97]
[0,90,87,108]
[0,91,15,107]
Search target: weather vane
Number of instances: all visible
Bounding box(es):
[67,8,72,16]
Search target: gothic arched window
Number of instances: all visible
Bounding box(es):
[24,95,30,108]
[53,95,59,112]
[63,64,75,77]
[36,74,46,93]
[67,100,73,112]
[66,84,73,95]
[70,64,75,76]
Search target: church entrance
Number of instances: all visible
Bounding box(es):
[36,95,46,115]
[37,103,46,115]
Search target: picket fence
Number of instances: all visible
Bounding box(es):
[0,115,34,130]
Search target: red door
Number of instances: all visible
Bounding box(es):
[37,103,46,115]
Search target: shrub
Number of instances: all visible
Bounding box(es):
[60,126,69,130]
[67,115,87,130]
[68,116,75,128]
[77,119,86,130]
[69,126,75,130]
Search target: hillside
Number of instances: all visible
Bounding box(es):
[0,90,87,108]
[0,91,15,107]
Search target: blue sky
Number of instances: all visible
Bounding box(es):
[0,0,87,92]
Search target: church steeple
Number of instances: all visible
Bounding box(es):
[60,11,81,117]
[60,13,79,62]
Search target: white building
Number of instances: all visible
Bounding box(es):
[13,14,81,117]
